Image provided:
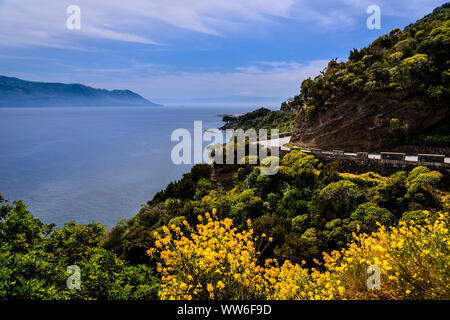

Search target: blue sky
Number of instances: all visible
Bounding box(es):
[0,0,447,106]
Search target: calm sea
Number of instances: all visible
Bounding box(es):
[0,105,258,228]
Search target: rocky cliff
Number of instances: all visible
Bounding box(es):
[291,4,450,151]
[291,89,448,152]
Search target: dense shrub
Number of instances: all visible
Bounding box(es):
[149,210,450,300]
[0,199,159,299]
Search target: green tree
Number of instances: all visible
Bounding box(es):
[230,189,264,223]
[350,202,394,234]
[316,180,362,222]
[405,168,443,208]
[0,199,159,300]
[291,214,309,234]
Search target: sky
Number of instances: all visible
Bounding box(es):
[0,0,447,106]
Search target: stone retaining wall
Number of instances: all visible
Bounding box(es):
[285,147,450,187]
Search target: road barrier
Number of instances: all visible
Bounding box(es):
[417,154,446,163]
[380,152,406,161]
[286,144,448,165]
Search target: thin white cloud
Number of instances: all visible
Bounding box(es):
[82,26,158,45]
[27,59,328,100]
[127,59,328,101]
[1,0,446,48]
[0,0,295,47]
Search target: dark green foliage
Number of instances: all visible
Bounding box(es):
[407,121,450,147]
[246,170,259,189]
[291,214,309,234]
[405,167,443,208]
[401,209,439,225]
[273,228,320,263]
[316,180,363,222]
[220,107,298,135]
[389,118,408,145]
[374,166,443,216]
[319,161,340,185]
[104,147,447,267]
[252,213,291,262]
[322,218,353,250]
[103,202,171,264]
[194,178,214,200]
[375,171,409,216]
[233,167,250,184]
[350,202,394,234]
[281,188,310,218]
[150,164,212,204]
[2,146,448,297]
[0,199,159,299]
[230,189,264,222]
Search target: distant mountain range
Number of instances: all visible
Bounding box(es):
[0,76,161,107]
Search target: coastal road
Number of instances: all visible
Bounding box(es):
[257,136,450,164]
[257,136,291,151]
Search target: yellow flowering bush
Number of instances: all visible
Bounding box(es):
[147,210,274,299]
[268,210,450,300]
[149,209,450,300]
[318,211,450,300]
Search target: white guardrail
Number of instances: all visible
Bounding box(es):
[298,149,450,164]
[275,136,450,164]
